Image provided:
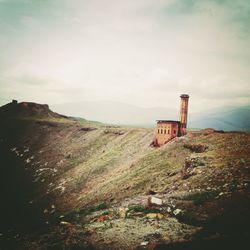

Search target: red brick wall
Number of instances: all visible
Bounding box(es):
[180,96,189,135]
[155,122,179,146]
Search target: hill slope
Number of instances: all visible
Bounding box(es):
[0,101,250,250]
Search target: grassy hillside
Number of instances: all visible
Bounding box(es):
[0,102,250,249]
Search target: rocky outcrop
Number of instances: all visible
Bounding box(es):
[0,101,67,120]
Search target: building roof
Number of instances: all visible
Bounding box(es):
[156,120,180,123]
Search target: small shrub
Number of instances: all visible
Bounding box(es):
[79,127,96,132]
[176,211,203,226]
[128,205,160,214]
[62,202,109,222]
[181,169,195,179]
[101,210,111,216]
[184,157,205,169]
[184,144,208,153]
[182,191,219,205]
[90,202,109,212]
[181,157,206,179]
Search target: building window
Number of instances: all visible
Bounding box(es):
[168,130,170,134]
[161,129,163,134]
[158,129,160,133]
[174,130,176,134]
[164,129,166,134]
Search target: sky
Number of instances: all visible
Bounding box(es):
[0,0,249,113]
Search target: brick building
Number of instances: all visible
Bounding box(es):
[154,94,189,146]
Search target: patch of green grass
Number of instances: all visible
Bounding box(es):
[128,205,160,214]
[92,202,109,211]
[101,210,112,216]
[97,140,190,201]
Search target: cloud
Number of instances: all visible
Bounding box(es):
[1,63,51,84]
[0,0,249,113]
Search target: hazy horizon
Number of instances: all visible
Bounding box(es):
[0,0,250,114]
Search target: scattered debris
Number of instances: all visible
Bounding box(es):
[60,221,73,226]
[24,148,29,153]
[56,159,64,166]
[148,197,163,206]
[119,208,129,218]
[173,209,182,216]
[25,158,31,164]
[181,157,206,179]
[104,129,124,135]
[66,153,72,159]
[97,215,111,222]
[140,241,149,246]
[79,127,96,132]
[184,143,208,153]
[146,213,164,219]
[146,190,157,195]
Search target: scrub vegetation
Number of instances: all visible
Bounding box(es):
[0,102,250,249]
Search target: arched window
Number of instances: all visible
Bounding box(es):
[158,129,160,133]
[168,130,170,134]
[164,129,166,134]
[161,129,163,134]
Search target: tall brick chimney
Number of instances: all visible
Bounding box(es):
[180,94,189,136]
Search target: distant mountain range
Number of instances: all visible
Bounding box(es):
[51,101,250,131]
[188,106,250,131]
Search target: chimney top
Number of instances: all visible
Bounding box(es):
[180,94,189,98]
